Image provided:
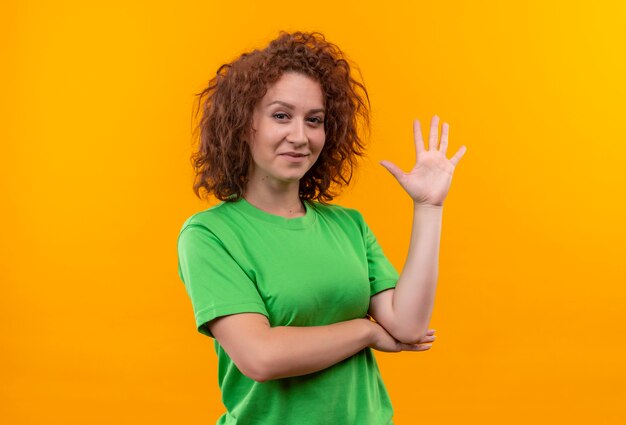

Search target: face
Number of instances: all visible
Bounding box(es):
[246,72,326,189]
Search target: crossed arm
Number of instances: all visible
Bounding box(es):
[208,203,443,382]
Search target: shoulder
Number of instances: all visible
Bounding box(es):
[177,202,240,243]
[180,202,228,228]
[308,202,367,228]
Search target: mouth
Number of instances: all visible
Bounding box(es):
[279,152,310,157]
[279,152,311,163]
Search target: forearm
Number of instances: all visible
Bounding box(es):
[259,318,373,381]
[392,203,443,341]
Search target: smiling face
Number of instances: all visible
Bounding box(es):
[246,72,326,192]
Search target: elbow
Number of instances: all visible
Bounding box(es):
[238,350,274,383]
[245,364,272,383]
[392,325,428,345]
[243,368,270,383]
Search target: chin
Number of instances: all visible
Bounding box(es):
[273,168,311,182]
[277,168,312,182]
[278,174,306,183]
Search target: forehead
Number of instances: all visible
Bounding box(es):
[260,72,324,109]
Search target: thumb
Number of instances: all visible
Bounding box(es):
[379,160,404,181]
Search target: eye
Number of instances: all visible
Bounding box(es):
[273,113,289,120]
[308,116,325,125]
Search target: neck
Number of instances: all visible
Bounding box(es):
[243,178,306,218]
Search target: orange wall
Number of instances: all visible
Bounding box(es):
[2,1,625,423]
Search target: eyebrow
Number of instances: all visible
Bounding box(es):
[266,100,325,114]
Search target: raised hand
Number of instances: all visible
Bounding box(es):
[380,116,466,207]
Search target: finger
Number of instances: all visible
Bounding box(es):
[449,145,467,167]
[413,119,425,159]
[379,160,405,181]
[402,343,432,351]
[440,122,449,154]
[426,329,436,335]
[429,115,439,151]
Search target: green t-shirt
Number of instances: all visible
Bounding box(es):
[177,198,399,425]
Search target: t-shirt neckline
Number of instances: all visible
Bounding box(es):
[233,197,317,229]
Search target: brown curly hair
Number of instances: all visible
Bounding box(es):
[191,31,370,203]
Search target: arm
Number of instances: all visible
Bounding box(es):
[208,313,432,382]
[179,224,434,383]
[371,116,466,344]
[368,204,443,344]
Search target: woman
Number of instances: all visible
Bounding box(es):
[177,31,466,425]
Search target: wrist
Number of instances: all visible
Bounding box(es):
[414,202,443,210]
[360,318,377,348]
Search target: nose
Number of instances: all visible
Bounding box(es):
[286,119,308,147]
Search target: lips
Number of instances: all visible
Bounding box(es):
[279,152,310,163]
[279,152,310,157]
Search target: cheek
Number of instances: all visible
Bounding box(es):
[317,139,326,154]
[314,131,326,150]
[312,143,325,162]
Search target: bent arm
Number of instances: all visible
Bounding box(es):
[369,203,443,343]
[208,313,374,382]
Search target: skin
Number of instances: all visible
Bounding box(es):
[243,71,326,218]
[209,71,446,382]
[369,116,467,343]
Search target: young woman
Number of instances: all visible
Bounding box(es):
[177,31,466,425]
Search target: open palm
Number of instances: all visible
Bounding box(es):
[380,116,467,206]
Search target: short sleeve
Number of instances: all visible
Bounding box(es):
[361,218,399,297]
[177,224,269,338]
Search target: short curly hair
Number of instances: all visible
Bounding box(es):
[191,31,370,203]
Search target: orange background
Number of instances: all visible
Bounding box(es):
[2,1,625,424]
